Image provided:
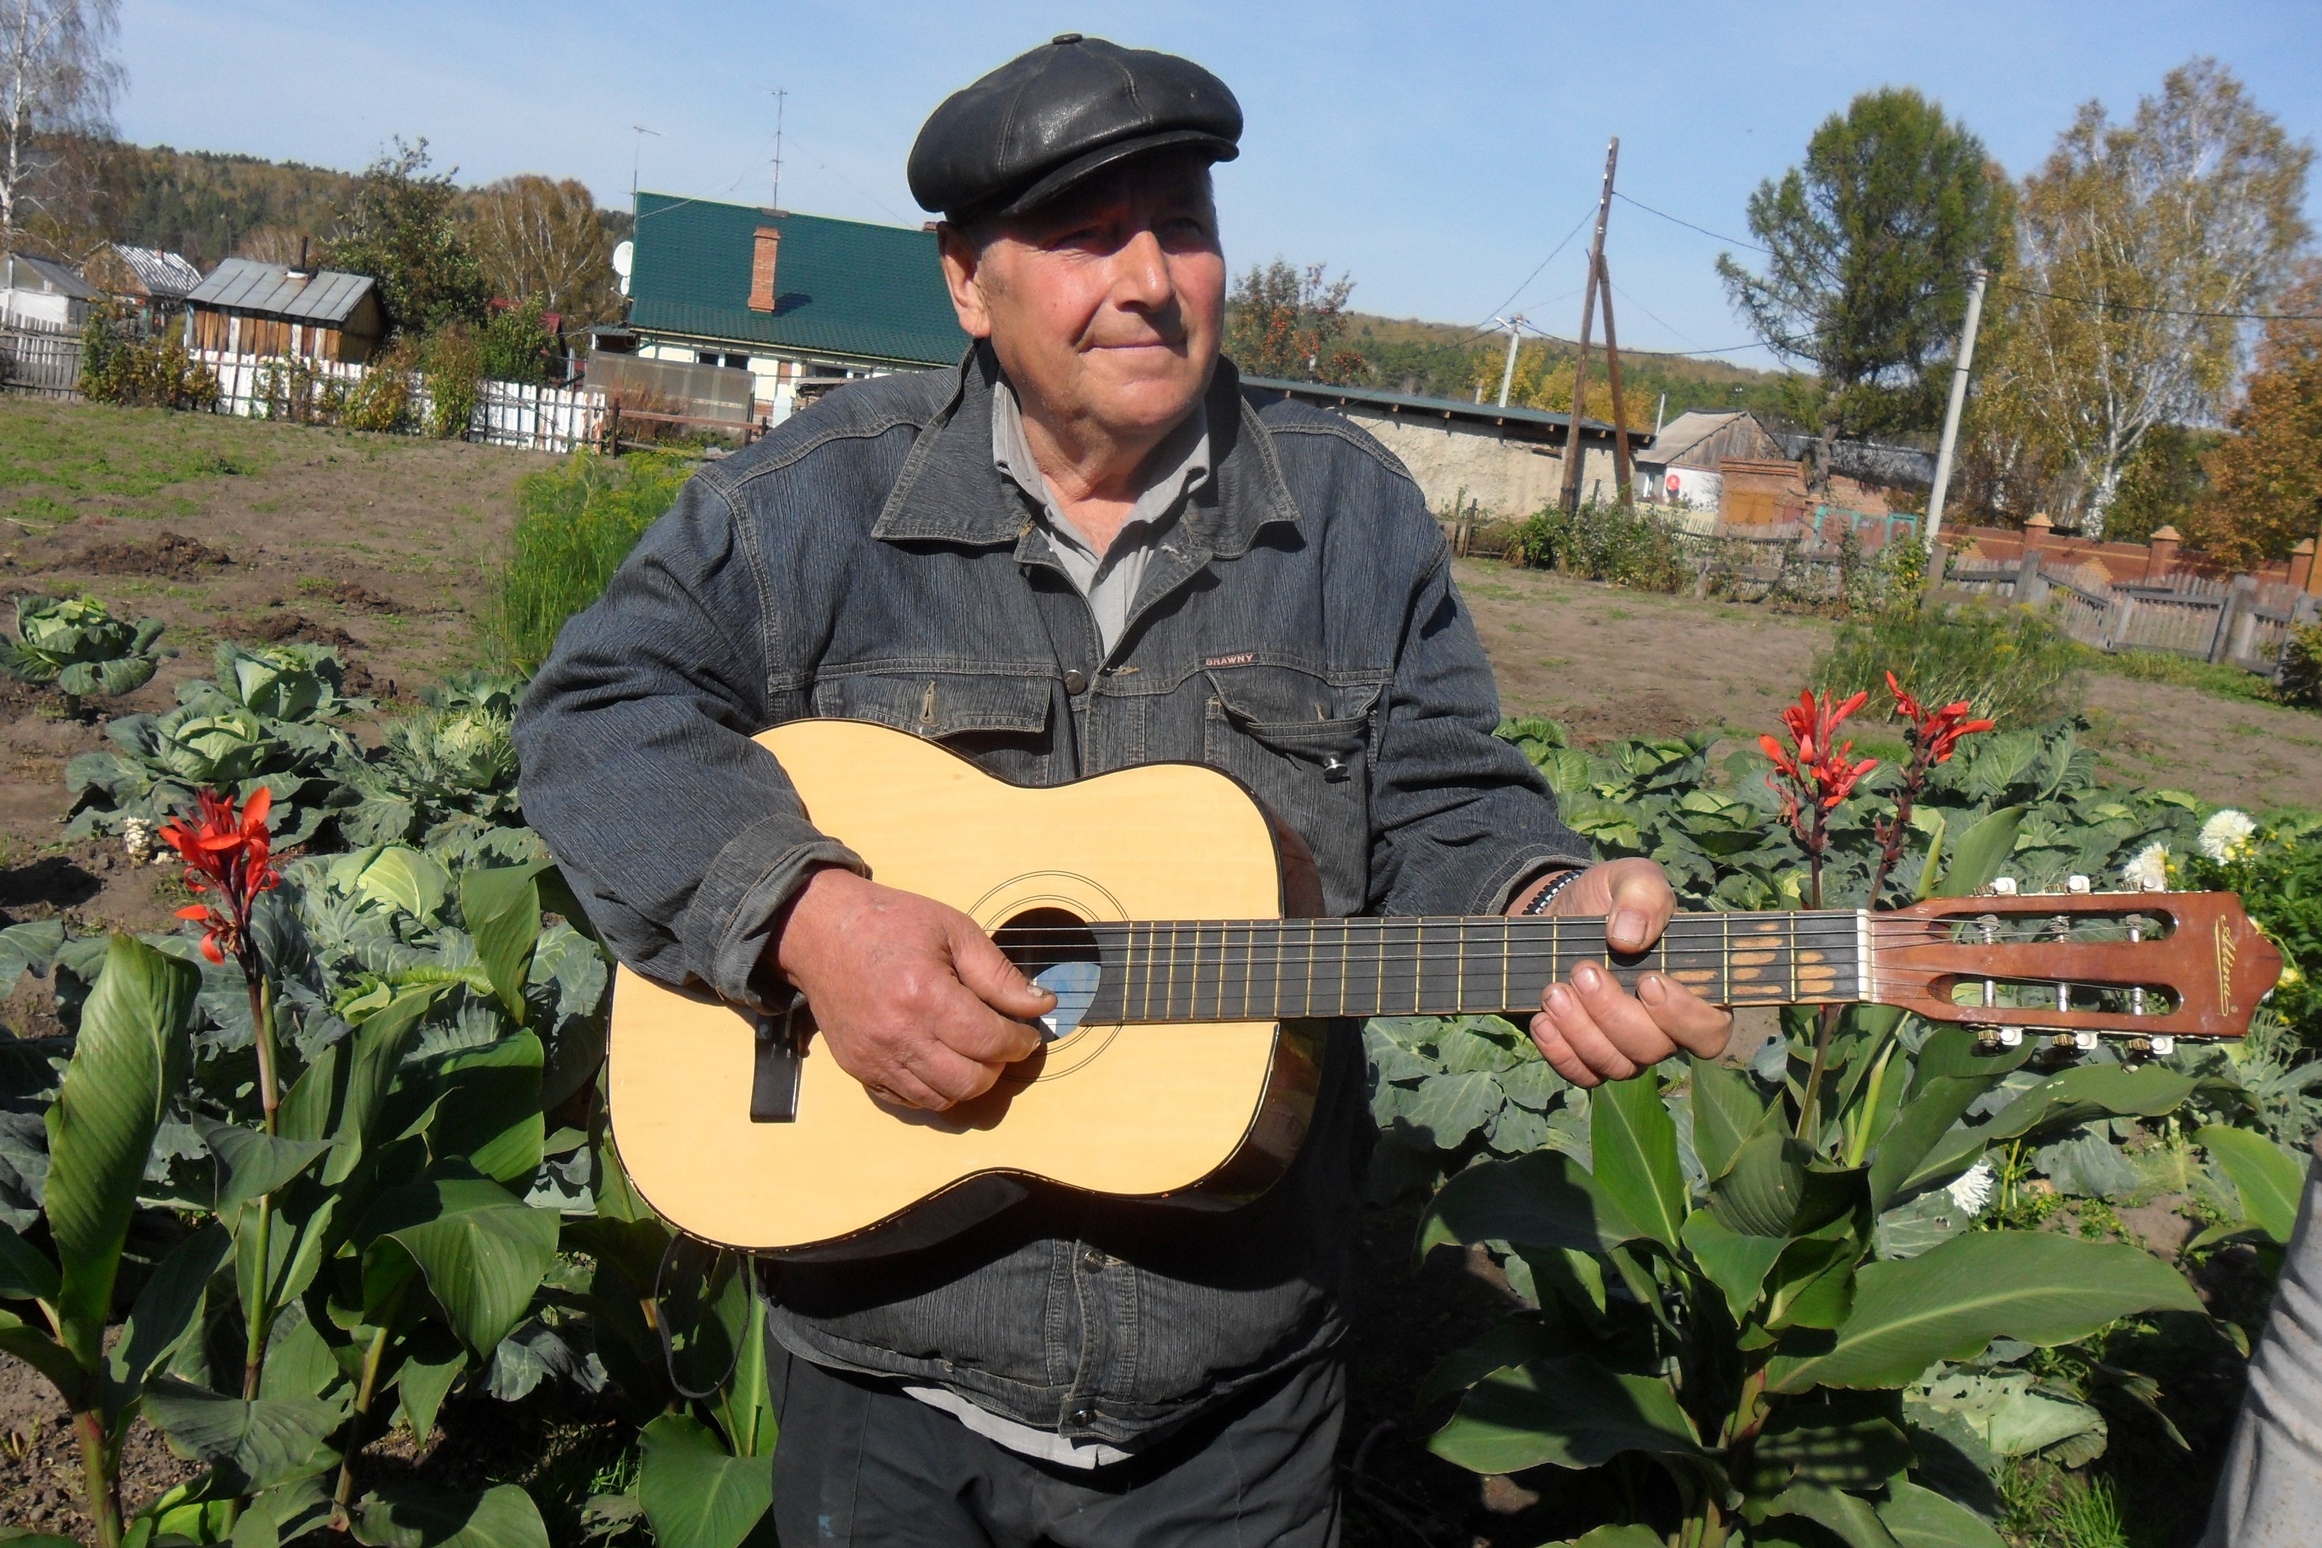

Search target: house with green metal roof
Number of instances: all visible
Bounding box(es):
[616,190,968,421]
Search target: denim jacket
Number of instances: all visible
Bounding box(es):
[514,346,1593,1444]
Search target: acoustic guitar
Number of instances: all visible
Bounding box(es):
[605,718,2282,1257]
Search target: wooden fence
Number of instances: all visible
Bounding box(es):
[193,350,604,453]
[1933,548,2320,678]
[0,317,81,397]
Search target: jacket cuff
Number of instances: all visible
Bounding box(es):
[680,813,868,1008]
[1474,843,1597,916]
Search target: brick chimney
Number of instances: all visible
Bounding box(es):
[748,226,781,313]
[2146,524,2181,582]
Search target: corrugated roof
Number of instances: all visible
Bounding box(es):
[1239,375,1641,440]
[625,193,968,368]
[1641,410,1745,465]
[2,252,97,299]
[110,245,202,300]
[185,257,377,324]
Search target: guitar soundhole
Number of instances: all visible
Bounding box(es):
[995,908,1101,1042]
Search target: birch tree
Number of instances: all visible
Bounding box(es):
[0,0,121,249]
[1982,59,2311,531]
[469,175,620,329]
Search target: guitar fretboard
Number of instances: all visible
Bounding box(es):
[1018,911,1870,1024]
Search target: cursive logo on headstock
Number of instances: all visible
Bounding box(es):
[2216,917,2237,1012]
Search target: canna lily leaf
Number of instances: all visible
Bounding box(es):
[1938,806,2024,898]
[462,861,550,1024]
[637,1413,774,1548]
[1590,1065,1688,1252]
[1689,1054,1765,1180]
[142,1378,345,1494]
[1416,1320,1572,1407]
[111,1222,231,1397]
[1708,1130,1864,1239]
[201,1119,331,1216]
[364,1171,560,1357]
[1977,1065,2194,1144]
[1427,1353,1702,1474]
[1764,1482,1903,1548]
[0,917,66,997]
[353,1482,550,1548]
[45,935,198,1368]
[0,1306,80,1393]
[390,1325,467,1442]
[1877,1479,2008,1548]
[2195,1125,2308,1247]
[1681,1212,1788,1322]
[425,1033,545,1185]
[1749,1397,1914,1495]
[0,1219,59,1303]
[1417,1148,1639,1262]
[1769,1230,2203,1392]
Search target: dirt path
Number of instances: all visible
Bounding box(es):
[1455,559,2322,813]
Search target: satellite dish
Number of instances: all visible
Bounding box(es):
[611,240,634,278]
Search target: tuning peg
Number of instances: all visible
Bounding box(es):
[2073,1030,2097,1051]
[2138,874,2166,893]
[1997,1026,2023,1047]
[1989,877,2019,896]
[2066,874,2091,894]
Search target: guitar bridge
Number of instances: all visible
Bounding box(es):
[750,1003,807,1123]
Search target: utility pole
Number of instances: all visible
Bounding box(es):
[1494,315,1524,407]
[1596,254,1635,506]
[768,87,789,211]
[1559,137,1619,514]
[1924,266,1989,553]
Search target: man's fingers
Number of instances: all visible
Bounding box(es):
[1527,1013,1603,1088]
[1638,972,1735,1058]
[950,917,1058,1021]
[1604,865,1677,955]
[1535,980,1641,1083]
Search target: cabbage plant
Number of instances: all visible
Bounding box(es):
[336,671,531,863]
[2,593,170,712]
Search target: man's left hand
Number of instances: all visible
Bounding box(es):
[1511,858,1734,1087]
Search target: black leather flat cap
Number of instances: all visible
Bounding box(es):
[909,34,1241,223]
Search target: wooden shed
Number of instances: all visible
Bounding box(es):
[182,257,385,363]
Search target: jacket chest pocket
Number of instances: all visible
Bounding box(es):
[1200,665,1381,916]
[810,669,1057,783]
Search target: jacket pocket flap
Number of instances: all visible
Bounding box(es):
[812,670,1053,738]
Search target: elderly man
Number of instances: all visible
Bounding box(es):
[517,35,1732,1546]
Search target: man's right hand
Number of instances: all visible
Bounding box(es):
[772,868,1054,1111]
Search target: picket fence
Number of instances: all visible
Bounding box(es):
[1935,550,2321,679]
[192,350,604,453]
[0,317,81,398]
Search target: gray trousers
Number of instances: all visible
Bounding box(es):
[767,1347,1343,1547]
[2205,1136,2322,1547]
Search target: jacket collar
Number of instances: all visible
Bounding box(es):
[871,343,1301,559]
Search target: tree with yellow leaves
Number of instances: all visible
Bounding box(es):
[2195,262,2322,568]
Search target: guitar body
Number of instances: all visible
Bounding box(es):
[605,719,1324,1255]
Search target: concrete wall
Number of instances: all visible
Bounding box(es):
[1333,404,1623,517]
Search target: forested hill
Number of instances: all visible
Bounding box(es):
[91,144,362,270]
[1330,310,1803,424]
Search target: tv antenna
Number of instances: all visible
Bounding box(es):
[630,124,661,204]
[768,88,788,211]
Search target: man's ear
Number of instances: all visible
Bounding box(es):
[937,223,996,340]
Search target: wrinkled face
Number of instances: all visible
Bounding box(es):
[940,153,1225,445]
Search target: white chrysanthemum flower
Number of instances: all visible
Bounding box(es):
[2198,809,2258,862]
[2121,842,2169,891]
[1945,1161,1996,1217]
[121,817,155,868]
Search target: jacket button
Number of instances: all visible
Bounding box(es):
[1069,1405,1095,1425]
[1062,669,1088,696]
[1081,1248,1106,1272]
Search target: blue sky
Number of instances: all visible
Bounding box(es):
[120,2,2321,370]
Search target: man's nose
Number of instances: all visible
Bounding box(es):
[1108,227,1174,310]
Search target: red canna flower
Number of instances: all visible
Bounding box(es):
[159,786,281,968]
[1761,688,1877,825]
[1884,672,1996,766]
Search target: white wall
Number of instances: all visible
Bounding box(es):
[0,287,81,329]
[1333,404,1623,518]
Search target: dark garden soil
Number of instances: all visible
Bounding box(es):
[0,398,2311,1541]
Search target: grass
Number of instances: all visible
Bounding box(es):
[491,451,695,671]
[2091,646,2309,712]
[0,397,276,521]
[1815,602,2086,727]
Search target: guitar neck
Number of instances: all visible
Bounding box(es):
[1070,911,1869,1023]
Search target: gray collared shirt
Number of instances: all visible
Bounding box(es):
[990,379,1211,657]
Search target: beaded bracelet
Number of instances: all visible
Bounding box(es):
[1519,867,1586,917]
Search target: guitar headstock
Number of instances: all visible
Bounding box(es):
[1869,882,2282,1049]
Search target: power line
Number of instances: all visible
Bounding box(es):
[1442,205,1599,351]
[1990,277,2322,323]
[1613,190,1766,255]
